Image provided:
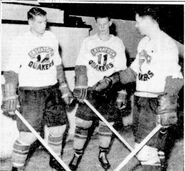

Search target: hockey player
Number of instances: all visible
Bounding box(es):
[2,7,72,171]
[68,14,127,170]
[93,6,183,171]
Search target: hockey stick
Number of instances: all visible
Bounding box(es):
[84,99,133,151]
[14,110,71,171]
[115,124,162,171]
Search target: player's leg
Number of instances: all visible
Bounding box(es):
[11,132,37,171]
[132,96,167,171]
[69,102,93,171]
[98,121,114,170]
[11,88,44,171]
[45,86,68,171]
[97,91,119,170]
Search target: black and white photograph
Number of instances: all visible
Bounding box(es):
[0,1,184,171]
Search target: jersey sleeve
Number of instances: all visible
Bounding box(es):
[130,45,141,74]
[114,39,127,71]
[52,34,62,66]
[75,39,88,66]
[130,51,141,74]
[3,36,23,73]
[130,37,146,74]
[161,40,183,79]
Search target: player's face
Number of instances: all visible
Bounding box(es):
[96,17,111,35]
[29,15,47,35]
[135,14,152,36]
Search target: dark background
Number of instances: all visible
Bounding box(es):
[40,3,184,44]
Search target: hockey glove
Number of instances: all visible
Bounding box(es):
[164,76,183,96]
[157,94,178,126]
[93,72,120,92]
[73,87,87,103]
[1,83,18,114]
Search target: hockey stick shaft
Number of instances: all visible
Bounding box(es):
[15,110,71,171]
[84,99,133,151]
[115,124,162,171]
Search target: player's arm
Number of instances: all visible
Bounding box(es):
[114,38,127,71]
[157,40,183,127]
[73,39,88,103]
[73,65,88,103]
[114,39,128,109]
[53,33,73,105]
[57,63,73,105]
[93,67,137,92]
[2,36,22,113]
[163,41,183,97]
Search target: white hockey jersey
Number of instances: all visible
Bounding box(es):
[76,34,127,87]
[4,31,61,87]
[131,31,183,97]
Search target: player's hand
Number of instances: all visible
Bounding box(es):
[116,90,127,110]
[73,87,87,103]
[93,77,112,92]
[62,91,74,105]
[164,76,183,96]
[59,84,74,105]
[157,112,177,126]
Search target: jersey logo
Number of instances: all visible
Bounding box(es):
[28,47,54,70]
[139,49,152,70]
[138,70,154,81]
[89,47,116,72]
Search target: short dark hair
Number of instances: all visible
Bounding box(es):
[94,8,111,21]
[27,7,47,20]
[135,6,160,24]
[95,15,111,21]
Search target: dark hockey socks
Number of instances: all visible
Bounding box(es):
[69,149,83,171]
[98,146,111,170]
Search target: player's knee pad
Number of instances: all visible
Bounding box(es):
[135,143,160,166]
[18,132,37,145]
[98,121,113,136]
[48,125,66,137]
[47,126,66,156]
[75,118,92,139]
[75,117,92,129]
